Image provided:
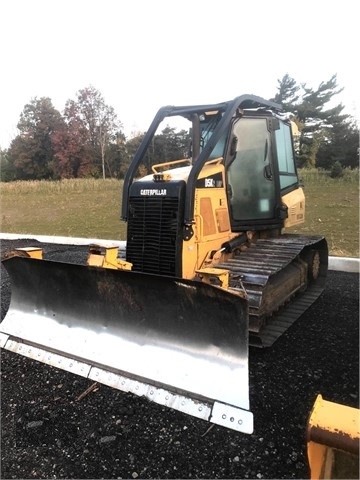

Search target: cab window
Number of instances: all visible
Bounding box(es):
[275,122,298,191]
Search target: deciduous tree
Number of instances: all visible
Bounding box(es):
[0,149,15,182]
[8,97,64,179]
[104,132,128,178]
[51,116,92,178]
[63,86,123,178]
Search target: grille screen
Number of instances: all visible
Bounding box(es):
[126,189,184,276]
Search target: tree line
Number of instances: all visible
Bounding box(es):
[1,75,358,182]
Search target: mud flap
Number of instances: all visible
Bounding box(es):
[0,256,253,433]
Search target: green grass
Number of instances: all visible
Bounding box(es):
[0,179,127,240]
[288,169,359,258]
[1,170,359,257]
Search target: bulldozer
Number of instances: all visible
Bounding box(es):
[0,94,328,434]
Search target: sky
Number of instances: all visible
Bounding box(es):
[1,0,359,149]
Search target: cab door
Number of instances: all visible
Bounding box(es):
[226,116,283,230]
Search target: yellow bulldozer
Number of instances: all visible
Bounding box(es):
[0,94,329,434]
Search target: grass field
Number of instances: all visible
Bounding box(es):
[1,178,128,240]
[287,169,359,257]
[1,170,359,257]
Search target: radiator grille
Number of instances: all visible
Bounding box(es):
[126,193,183,276]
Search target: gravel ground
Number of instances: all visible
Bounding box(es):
[1,239,359,480]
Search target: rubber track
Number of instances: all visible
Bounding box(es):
[216,234,328,347]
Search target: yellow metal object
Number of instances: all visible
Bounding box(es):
[196,267,229,289]
[152,158,190,173]
[87,245,132,270]
[182,162,237,279]
[307,394,360,479]
[153,173,172,182]
[282,187,306,228]
[3,247,43,259]
[204,157,223,165]
[290,120,300,138]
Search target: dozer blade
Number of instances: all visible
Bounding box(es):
[0,256,252,433]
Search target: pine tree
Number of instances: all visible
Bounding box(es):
[274,74,356,169]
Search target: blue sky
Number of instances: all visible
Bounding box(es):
[1,0,358,148]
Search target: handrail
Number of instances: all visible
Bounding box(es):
[151,158,190,174]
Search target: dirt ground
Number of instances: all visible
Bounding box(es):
[1,239,359,479]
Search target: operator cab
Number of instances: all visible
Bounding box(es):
[195,108,300,231]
